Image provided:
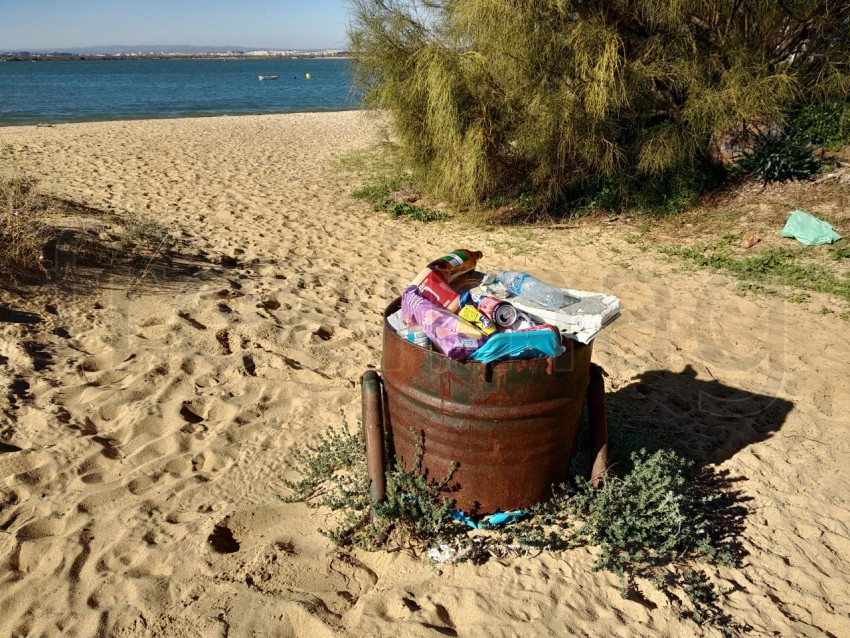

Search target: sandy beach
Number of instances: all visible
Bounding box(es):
[1,111,849,637]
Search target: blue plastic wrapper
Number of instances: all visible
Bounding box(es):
[467,329,564,364]
[451,509,525,529]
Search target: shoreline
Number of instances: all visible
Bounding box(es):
[0,107,364,129]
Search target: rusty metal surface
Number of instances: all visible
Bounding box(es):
[381,298,593,513]
[587,363,610,487]
[361,370,386,503]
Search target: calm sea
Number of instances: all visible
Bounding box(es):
[0,58,359,126]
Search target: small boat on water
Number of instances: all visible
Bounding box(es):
[258,75,279,81]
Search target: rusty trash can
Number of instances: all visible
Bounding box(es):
[362,298,609,514]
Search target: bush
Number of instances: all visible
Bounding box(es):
[789,102,850,149]
[570,450,730,578]
[349,1,850,213]
[282,425,459,548]
[738,133,821,182]
[284,426,744,633]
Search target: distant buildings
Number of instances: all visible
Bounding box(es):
[0,49,349,61]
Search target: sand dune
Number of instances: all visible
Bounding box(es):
[1,111,849,637]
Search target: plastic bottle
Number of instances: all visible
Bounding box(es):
[497,270,579,310]
[412,249,483,285]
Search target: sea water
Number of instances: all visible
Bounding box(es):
[0,58,358,126]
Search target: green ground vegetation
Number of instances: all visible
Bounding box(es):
[660,233,850,303]
[351,181,449,222]
[283,420,744,634]
[341,144,450,221]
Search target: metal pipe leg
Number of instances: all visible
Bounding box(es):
[361,370,386,502]
[587,363,610,487]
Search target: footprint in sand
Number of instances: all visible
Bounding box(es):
[234,539,379,617]
[0,449,51,480]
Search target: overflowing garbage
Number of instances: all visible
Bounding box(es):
[387,249,620,364]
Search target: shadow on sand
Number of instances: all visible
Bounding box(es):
[601,363,794,467]
[572,363,796,579]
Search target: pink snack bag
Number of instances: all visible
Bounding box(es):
[401,286,487,360]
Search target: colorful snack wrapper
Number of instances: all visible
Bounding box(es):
[402,286,487,359]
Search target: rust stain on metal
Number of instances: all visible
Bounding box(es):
[381,298,594,513]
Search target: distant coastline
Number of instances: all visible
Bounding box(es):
[0,52,351,62]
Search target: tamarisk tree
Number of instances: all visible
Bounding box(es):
[348,0,850,210]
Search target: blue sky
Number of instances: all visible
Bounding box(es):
[0,0,350,51]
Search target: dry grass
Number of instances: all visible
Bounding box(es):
[0,176,208,293]
[0,177,58,281]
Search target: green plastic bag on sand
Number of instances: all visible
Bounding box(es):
[781,210,842,246]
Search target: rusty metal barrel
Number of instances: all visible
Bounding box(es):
[378,298,594,513]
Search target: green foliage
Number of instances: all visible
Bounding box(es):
[351,181,397,207]
[284,426,743,633]
[509,449,740,633]
[789,101,850,149]
[831,245,850,261]
[372,436,459,547]
[570,450,729,578]
[661,236,850,301]
[282,425,460,548]
[352,179,448,222]
[386,201,448,222]
[281,425,373,544]
[568,162,725,217]
[738,133,821,182]
[349,0,850,213]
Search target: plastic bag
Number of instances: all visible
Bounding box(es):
[781,210,842,246]
[467,328,564,364]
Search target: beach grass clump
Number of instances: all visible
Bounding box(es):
[0,175,179,287]
[0,177,57,281]
[283,425,742,634]
[349,0,850,215]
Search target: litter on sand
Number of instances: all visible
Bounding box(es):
[781,210,842,245]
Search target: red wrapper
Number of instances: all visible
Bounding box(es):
[417,270,461,313]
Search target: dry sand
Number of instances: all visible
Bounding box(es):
[1,111,849,637]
